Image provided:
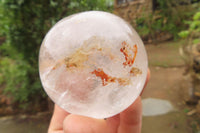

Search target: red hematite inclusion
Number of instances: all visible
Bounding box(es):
[91,41,139,86]
[120,41,138,67]
[91,68,116,86]
[91,68,131,86]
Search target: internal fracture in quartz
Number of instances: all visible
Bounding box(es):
[39,11,148,119]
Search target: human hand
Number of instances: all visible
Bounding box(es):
[48,69,150,133]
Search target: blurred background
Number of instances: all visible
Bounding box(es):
[0,0,200,132]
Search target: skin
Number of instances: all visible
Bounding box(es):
[48,69,150,133]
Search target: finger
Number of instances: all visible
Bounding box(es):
[48,105,70,132]
[63,114,108,133]
[140,68,150,95]
[118,97,142,133]
[106,114,120,133]
[144,68,150,88]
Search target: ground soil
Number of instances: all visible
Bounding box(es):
[142,66,193,133]
[142,40,199,133]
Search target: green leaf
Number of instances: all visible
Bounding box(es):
[50,0,58,7]
[17,0,24,5]
[193,38,200,44]
[193,11,200,20]
[178,31,190,38]
[189,20,200,30]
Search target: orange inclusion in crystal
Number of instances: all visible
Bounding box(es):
[120,41,138,67]
[91,68,116,86]
[91,68,130,86]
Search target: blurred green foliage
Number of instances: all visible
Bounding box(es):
[0,0,198,112]
[135,0,199,40]
[0,0,112,110]
[68,0,113,13]
[179,8,200,45]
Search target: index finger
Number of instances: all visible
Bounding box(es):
[118,97,142,133]
[117,68,150,133]
[48,105,70,133]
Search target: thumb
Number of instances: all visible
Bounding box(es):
[63,114,108,133]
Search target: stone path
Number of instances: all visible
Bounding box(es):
[141,41,193,133]
[141,66,192,133]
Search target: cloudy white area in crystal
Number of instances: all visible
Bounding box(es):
[39,11,148,118]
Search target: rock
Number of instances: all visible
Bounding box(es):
[142,98,174,116]
[39,11,148,118]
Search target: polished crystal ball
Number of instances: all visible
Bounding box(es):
[39,11,148,118]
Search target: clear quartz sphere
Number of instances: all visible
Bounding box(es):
[39,11,148,118]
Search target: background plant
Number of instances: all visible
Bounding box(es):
[178,8,200,73]
[135,0,199,41]
[179,9,200,44]
[0,0,112,112]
